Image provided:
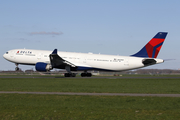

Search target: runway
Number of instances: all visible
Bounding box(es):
[0,91,180,97]
[1,75,180,79]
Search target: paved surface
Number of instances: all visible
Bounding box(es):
[1,76,180,79]
[0,91,180,97]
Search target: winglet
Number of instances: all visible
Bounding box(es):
[131,32,168,58]
[52,49,57,54]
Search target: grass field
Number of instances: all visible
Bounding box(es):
[1,94,180,120]
[0,75,180,119]
[0,76,180,93]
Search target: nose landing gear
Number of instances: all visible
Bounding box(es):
[15,63,20,71]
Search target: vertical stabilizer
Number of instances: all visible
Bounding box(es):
[131,32,168,58]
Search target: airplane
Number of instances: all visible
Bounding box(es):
[3,32,168,77]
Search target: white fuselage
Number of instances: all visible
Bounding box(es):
[3,49,164,71]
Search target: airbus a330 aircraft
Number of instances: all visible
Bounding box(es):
[3,32,167,77]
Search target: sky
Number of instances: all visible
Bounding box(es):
[0,0,180,71]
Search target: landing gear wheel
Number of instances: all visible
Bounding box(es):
[71,73,76,77]
[64,73,76,77]
[15,63,19,71]
[81,73,92,77]
[15,67,19,71]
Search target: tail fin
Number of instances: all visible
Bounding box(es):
[131,32,168,58]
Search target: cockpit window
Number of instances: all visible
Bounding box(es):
[6,52,8,54]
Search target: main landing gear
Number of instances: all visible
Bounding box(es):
[81,72,92,77]
[64,72,92,77]
[64,73,76,77]
[15,63,20,71]
[64,66,92,77]
[64,66,76,77]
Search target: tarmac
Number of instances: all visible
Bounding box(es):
[1,75,180,79]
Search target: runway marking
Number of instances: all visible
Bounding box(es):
[0,91,180,97]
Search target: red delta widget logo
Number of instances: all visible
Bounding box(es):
[17,51,32,54]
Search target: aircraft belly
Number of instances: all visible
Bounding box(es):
[89,58,144,71]
[81,61,129,71]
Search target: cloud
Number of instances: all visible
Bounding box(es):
[30,31,63,35]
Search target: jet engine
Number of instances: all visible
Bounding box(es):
[35,62,52,72]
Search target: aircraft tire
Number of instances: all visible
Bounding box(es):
[81,73,92,77]
[71,73,76,77]
[87,73,92,77]
[15,67,19,71]
[64,73,76,77]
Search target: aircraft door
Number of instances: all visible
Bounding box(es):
[11,51,16,60]
[37,53,43,60]
[124,58,129,66]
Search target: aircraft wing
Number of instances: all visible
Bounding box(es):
[49,49,76,68]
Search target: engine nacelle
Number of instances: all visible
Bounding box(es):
[35,62,52,72]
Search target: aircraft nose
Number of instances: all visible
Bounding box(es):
[3,53,6,58]
[3,52,8,60]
